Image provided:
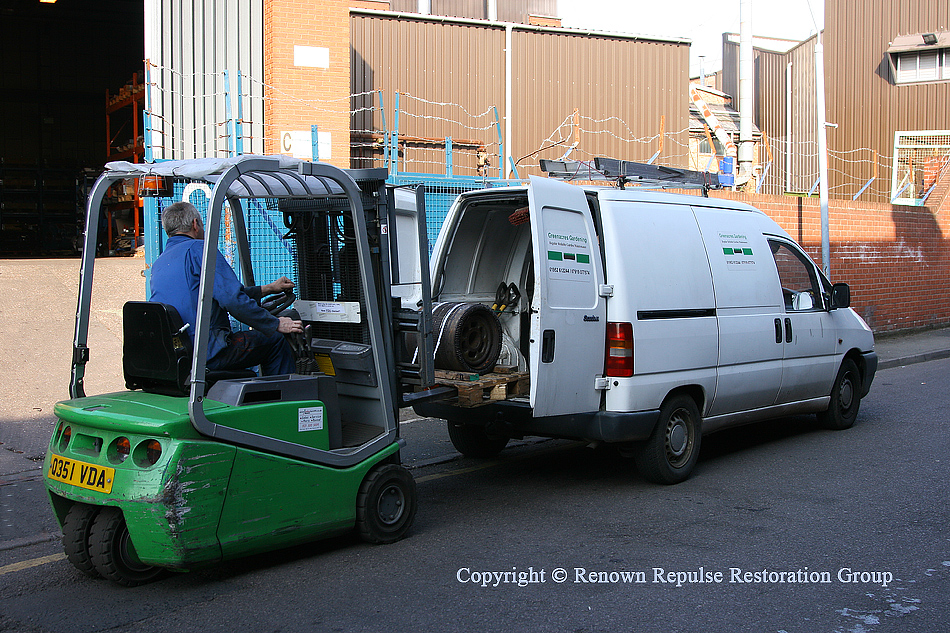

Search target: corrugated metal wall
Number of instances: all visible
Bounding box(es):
[352,12,689,177]
[826,0,950,202]
[389,0,558,22]
[143,0,264,160]
[722,37,818,195]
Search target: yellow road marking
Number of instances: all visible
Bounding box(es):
[0,443,576,575]
[0,553,66,576]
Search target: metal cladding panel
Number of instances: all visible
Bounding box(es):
[825,0,950,201]
[432,0,487,19]
[351,14,507,174]
[353,14,688,176]
[388,0,557,22]
[510,30,689,175]
[722,36,819,194]
[144,0,265,160]
[497,0,558,22]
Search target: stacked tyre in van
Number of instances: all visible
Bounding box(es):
[414,174,877,484]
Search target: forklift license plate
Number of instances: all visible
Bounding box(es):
[47,454,115,494]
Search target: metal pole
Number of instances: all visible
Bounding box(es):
[504,24,513,179]
[738,0,754,185]
[235,71,245,155]
[815,36,831,276]
[312,124,320,162]
[223,70,235,157]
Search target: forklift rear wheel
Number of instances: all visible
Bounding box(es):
[447,421,509,458]
[62,502,101,578]
[356,464,417,544]
[88,507,164,586]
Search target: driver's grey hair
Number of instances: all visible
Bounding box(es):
[161,201,202,236]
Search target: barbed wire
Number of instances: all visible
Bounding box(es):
[143,67,947,201]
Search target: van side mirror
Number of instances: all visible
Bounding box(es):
[830,283,851,309]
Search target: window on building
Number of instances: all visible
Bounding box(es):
[887,32,950,84]
[894,49,950,83]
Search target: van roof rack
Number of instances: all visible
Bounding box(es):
[539,157,722,196]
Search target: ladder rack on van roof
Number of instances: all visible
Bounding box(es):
[539,157,722,196]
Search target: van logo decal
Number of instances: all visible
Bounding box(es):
[723,247,753,256]
[583,315,600,322]
[548,250,590,264]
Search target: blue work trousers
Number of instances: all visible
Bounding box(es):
[208,330,295,376]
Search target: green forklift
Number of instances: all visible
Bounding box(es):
[44,156,436,585]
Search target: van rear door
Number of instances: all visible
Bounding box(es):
[527,176,606,416]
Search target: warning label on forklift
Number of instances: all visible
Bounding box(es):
[545,231,592,281]
[298,406,325,432]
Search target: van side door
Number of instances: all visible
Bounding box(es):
[692,208,785,417]
[766,238,838,403]
[527,176,607,416]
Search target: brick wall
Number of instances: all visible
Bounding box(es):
[264,0,351,168]
[704,171,950,333]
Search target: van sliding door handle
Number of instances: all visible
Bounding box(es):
[785,318,793,343]
[774,319,782,344]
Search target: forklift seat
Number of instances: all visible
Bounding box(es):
[123,301,255,396]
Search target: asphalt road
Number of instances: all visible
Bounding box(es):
[1,356,948,633]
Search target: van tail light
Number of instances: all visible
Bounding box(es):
[605,322,634,377]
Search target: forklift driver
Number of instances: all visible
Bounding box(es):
[150,201,304,376]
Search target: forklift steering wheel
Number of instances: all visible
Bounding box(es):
[262,290,296,315]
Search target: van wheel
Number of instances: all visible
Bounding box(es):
[357,464,418,544]
[88,507,164,587]
[635,394,702,485]
[62,503,101,578]
[447,421,509,458]
[817,358,861,430]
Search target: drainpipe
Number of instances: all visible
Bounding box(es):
[505,23,513,178]
[815,34,831,276]
[737,0,754,186]
[786,61,792,194]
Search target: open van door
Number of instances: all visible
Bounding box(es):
[527,176,607,416]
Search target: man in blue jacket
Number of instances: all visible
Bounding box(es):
[150,201,303,376]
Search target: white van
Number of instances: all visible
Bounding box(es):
[412,164,877,484]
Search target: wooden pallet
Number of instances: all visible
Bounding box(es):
[434,369,530,407]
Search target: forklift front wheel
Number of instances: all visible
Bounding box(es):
[88,507,164,587]
[356,464,418,544]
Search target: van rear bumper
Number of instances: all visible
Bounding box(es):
[413,400,660,443]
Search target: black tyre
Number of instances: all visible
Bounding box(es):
[88,506,163,587]
[447,421,509,458]
[432,302,502,374]
[635,394,702,485]
[62,503,101,578]
[356,464,418,544]
[817,358,861,430]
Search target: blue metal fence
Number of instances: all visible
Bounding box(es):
[144,172,521,289]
